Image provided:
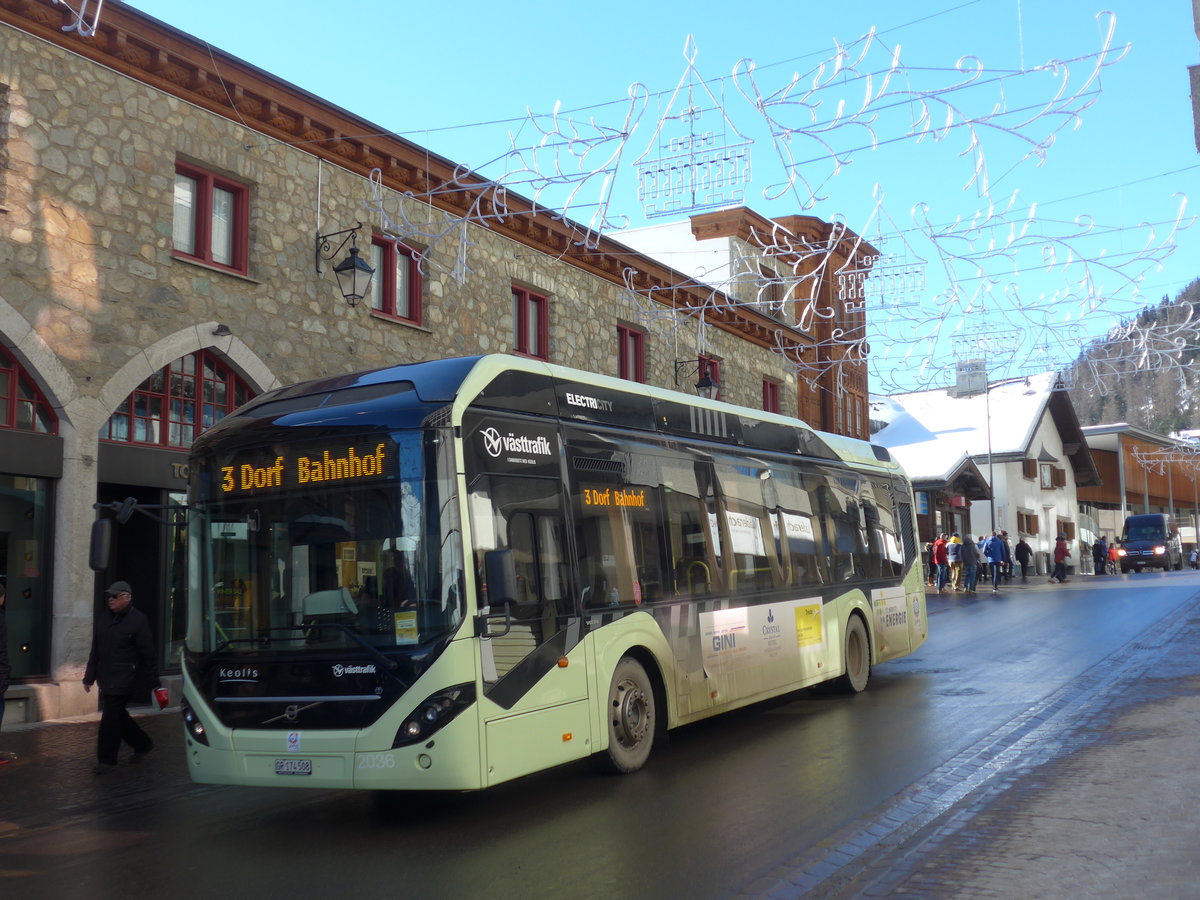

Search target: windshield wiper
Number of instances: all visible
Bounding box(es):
[299,623,410,689]
[196,628,281,665]
[195,625,409,689]
[197,637,232,665]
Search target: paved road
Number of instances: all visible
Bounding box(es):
[2,572,1198,899]
[743,574,1200,899]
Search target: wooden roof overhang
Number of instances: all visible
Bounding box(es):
[0,0,811,354]
[1046,390,1103,487]
[913,455,993,502]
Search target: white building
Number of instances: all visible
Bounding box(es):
[871,373,1102,574]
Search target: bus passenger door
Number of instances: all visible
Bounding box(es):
[470,475,591,784]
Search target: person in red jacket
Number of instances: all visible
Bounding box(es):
[1050,536,1072,584]
[932,533,950,593]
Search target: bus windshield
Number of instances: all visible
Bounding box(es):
[187,429,464,656]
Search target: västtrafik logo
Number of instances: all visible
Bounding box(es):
[480,427,553,459]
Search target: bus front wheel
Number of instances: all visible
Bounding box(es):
[597,657,655,774]
[838,615,871,694]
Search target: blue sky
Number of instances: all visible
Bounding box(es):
[123,0,1200,391]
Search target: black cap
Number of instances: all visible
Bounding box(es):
[105,580,132,596]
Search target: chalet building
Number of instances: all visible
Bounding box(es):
[1080,424,1200,548]
[871,374,1102,575]
[0,2,864,723]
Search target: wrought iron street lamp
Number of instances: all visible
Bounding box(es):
[315,222,376,306]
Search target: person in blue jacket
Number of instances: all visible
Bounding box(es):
[982,532,1006,594]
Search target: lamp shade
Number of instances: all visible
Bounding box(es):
[695,373,718,400]
[333,245,375,306]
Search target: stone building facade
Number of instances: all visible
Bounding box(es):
[0,1,863,723]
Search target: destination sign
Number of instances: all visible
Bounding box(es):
[581,486,649,509]
[218,440,395,496]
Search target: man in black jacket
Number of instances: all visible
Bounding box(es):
[83,580,161,774]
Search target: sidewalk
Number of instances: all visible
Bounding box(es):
[0,706,194,838]
[742,576,1200,899]
[879,578,1200,899]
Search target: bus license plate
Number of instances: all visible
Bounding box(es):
[275,758,312,776]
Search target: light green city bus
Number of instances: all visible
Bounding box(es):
[179,355,928,789]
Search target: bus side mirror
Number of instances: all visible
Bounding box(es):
[89,518,113,571]
[484,549,517,608]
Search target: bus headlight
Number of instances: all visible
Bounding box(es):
[393,683,475,748]
[1154,545,1166,555]
[181,701,210,746]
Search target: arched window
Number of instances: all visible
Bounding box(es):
[0,347,57,434]
[100,350,254,448]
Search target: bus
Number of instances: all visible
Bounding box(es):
[179,354,927,789]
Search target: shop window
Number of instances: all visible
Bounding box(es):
[0,474,53,677]
[0,347,57,434]
[512,286,548,360]
[172,160,250,274]
[100,350,255,449]
[617,325,645,382]
[369,236,422,324]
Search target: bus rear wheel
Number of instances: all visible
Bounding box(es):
[838,615,871,694]
[597,657,655,774]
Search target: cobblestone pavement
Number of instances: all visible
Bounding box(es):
[0,706,204,839]
[740,580,1200,899]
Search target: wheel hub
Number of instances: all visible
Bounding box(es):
[613,678,648,747]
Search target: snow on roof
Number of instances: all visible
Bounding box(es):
[871,371,1058,481]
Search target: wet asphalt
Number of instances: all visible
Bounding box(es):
[2,573,1199,899]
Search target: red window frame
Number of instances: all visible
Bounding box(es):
[172,161,250,275]
[101,350,254,449]
[0,347,57,434]
[617,325,645,383]
[369,235,422,325]
[512,286,549,360]
[762,378,781,414]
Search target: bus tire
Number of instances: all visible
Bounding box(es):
[837,615,871,694]
[596,656,655,774]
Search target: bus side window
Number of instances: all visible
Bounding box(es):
[661,456,728,597]
[665,488,712,597]
[774,468,827,586]
[578,496,662,609]
[571,443,667,609]
[715,458,787,593]
[468,475,573,650]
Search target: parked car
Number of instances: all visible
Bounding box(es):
[1117,513,1184,573]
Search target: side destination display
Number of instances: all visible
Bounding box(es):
[217,438,396,496]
